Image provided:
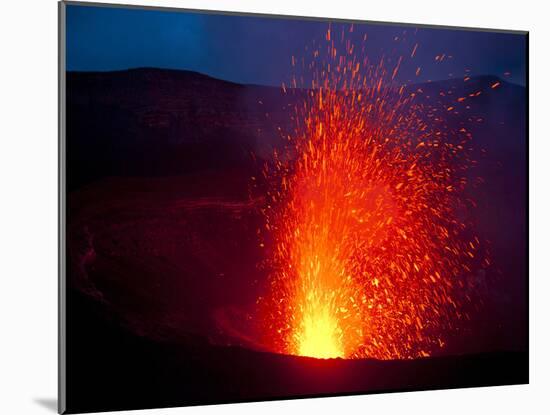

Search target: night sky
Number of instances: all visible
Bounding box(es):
[66,4,526,87]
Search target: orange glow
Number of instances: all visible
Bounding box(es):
[257,27,487,360]
[298,305,344,358]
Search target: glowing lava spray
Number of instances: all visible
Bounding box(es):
[257,26,487,360]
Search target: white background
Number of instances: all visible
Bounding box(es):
[0,0,547,413]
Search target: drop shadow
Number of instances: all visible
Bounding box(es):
[34,398,57,413]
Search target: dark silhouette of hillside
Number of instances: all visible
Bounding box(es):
[64,68,527,414]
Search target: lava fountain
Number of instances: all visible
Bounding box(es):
[256,26,488,360]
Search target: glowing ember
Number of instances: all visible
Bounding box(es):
[257,25,488,360]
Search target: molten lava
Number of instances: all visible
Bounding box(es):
[257,26,488,360]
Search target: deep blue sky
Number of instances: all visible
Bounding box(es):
[66,4,526,87]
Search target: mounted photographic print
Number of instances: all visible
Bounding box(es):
[58,1,528,413]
